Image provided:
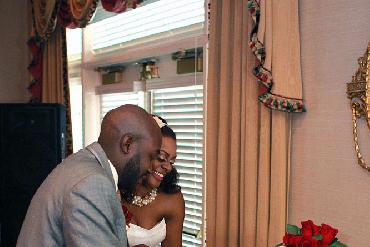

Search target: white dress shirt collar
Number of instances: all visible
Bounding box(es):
[108,160,118,191]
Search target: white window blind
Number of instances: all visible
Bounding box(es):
[100,91,145,121]
[151,85,203,247]
[87,0,205,52]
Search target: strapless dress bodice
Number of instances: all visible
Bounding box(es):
[126,218,166,247]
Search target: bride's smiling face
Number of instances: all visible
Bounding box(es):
[145,136,177,189]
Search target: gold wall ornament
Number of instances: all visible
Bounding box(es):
[346,42,370,171]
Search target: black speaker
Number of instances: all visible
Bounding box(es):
[0,103,66,247]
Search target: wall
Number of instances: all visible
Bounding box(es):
[289,0,370,246]
[0,1,29,102]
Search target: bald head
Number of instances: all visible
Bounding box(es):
[99,105,160,147]
[98,104,162,179]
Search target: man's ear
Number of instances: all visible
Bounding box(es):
[120,134,134,154]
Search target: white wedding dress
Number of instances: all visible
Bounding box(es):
[126,218,166,247]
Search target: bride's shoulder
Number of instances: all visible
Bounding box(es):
[159,190,184,202]
[158,191,185,214]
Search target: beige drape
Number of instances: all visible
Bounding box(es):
[42,26,65,103]
[42,26,73,155]
[205,0,291,246]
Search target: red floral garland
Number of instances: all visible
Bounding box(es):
[27,37,43,102]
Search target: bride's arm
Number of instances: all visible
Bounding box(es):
[161,192,185,247]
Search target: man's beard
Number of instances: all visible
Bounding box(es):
[118,153,143,202]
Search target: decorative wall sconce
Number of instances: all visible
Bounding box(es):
[138,59,159,80]
[346,42,370,172]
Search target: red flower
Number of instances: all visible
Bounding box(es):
[283,234,303,246]
[301,220,321,238]
[121,204,133,225]
[320,224,338,246]
[299,237,321,247]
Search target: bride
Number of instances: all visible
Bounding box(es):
[120,115,185,247]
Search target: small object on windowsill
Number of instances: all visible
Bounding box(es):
[139,61,159,81]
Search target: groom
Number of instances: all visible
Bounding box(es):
[17,105,162,246]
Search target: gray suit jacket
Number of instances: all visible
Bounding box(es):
[16,142,127,247]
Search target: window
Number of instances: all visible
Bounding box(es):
[68,1,207,246]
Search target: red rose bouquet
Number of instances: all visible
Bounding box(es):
[275,220,347,247]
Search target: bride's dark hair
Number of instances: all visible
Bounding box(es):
[153,115,181,194]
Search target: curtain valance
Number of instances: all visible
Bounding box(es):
[248,0,306,113]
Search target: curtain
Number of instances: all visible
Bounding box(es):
[206,0,293,246]
[28,0,60,102]
[28,0,73,154]
[29,0,100,155]
[42,26,64,103]
[42,26,73,155]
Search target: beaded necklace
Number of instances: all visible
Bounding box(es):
[131,188,158,207]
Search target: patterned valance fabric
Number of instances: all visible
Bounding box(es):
[58,0,78,28]
[69,0,99,27]
[101,0,142,13]
[31,0,60,40]
[32,0,146,31]
[102,0,127,13]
